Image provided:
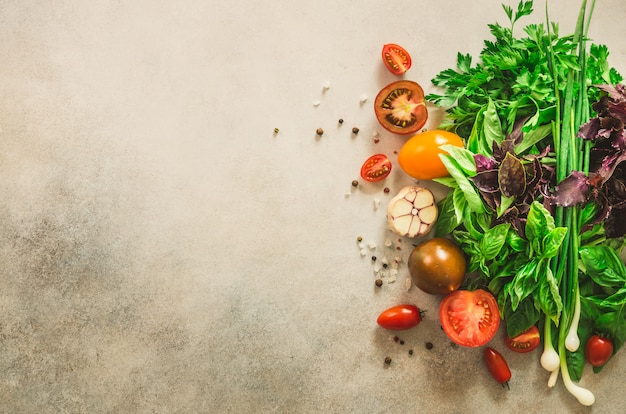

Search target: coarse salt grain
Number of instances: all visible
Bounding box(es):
[384,239,393,247]
[388,275,397,283]
[313,100,321,107]
[360,249,367,257]
[373,198,381,210]
[360,94,368,104]
[323,81,331,91]
[367,241,377,250]
[405,278,412,291]
[389,268,398,277]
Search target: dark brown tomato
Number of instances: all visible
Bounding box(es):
[408,237,466,295]
[374,80,427,136]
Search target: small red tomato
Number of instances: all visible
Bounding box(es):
[585,334,613,367]
[376,304,422,330]
[360,154,392,182]
[381,44,412,75]
[484,347,511,387]
[505,325,540,353]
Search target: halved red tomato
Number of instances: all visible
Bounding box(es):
[439,289,500,347]
[360,154,392,182]
[382,44,412,75]
[505,325,540,353]
[374,80,427,136]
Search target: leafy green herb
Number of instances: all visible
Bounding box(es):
[429,0,626,406]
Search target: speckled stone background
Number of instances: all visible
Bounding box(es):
[1,1,625,413]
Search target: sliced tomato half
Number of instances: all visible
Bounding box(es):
[374,80,427,136]
[505,325,540,353]
[439,289,500,347]
[382,44,412,75]
[360,154,392,182]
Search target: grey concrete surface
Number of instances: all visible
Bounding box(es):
[1,1,626,413]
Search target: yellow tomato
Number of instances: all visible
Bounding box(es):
[398,130,464,180]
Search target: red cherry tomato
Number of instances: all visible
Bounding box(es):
[585,334,613,367]
[381,43,412,75]
[485,347,511,387]
[360,154,392,182]
[439,289,500,347]
[377,304,422,330]
[505,325,540,353]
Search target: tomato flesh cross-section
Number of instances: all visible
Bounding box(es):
[439,289,500,347]
[374,80,427,136]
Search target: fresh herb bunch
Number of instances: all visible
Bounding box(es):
[428,0,626,406]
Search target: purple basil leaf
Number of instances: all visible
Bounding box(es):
[474,154,498,172]
[578,118,601,140]
[472,170,500,192]
[499,153,526,197]
[554,171,589,207]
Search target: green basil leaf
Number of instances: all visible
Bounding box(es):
[541,227,568,259]
[497,194,515,218]
[452,187,469,227]
[511,259,540,311]
[467,106,486,154]
[537,264,562,325]
[435,192,459,237]
[439,154,486,214]
[566,349,586,383]
[480,223,510,260]
[580,202,599,228]
[439,144,477,176]
[432,177,458,188]
[483,98,504,149]
[506,230,528,252]
[579,245,626,287]
[504,295,541,338]
[525,200,555,244]
[515,123,553,155]
[600,286,626,307]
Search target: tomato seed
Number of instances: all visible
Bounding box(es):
[357,236,363,242]
[316,128,324,136]
[273,128,279,134]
